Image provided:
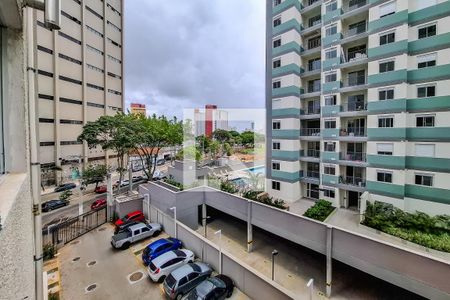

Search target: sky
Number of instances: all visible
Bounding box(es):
[124,0,266,120]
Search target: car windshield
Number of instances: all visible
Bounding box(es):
[174,250,186,257]
[195,280,215,297]
[165,274,177,288]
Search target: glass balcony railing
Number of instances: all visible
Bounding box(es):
[306,171,320,179]
[342,75,366,87]
[300,128,321,136]
[343,23,367,38]
[341,102,367,112]
[343,0,367,13]
[306,149,321,158]
[306,107,321,115]
[307,84,321,93]
[340,152,367,162]
[308,61,321,72]
[339,127,366,137]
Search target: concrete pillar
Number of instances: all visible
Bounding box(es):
[106,173,113,221]
[202,203,207,237]
[247,200,253,252]
[326,225,333,297]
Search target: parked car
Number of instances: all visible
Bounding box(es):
[41,199,69,212]
[186,274,235,300]
[95,185,107,193]
[156,158,166,166]
[113,179,129,188]
[111,223,161,249]
[147,249,194,283]
[163,262,213,300]
[114,221,139,234]
[54,182,76,193]
[90,198,107,210]
[132,175,144,182]
[114,210,145,230]
[142,237,182,265]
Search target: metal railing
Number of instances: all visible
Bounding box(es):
[341,102,367,112]
[308,60,321,72]
[300,128,321,136]
[306,149,321,158]
[342,75,366,87]
[339,175,366,187]
[306,107,321,115]
[306,171,320,179]
[339,127,366,137]
[343,23,367,38]
[307,38,321,50]
[343,0,367,12]
[307,83,321,93]
[346,49,367,62]
[340,152,366,162]
[306,0,321,7]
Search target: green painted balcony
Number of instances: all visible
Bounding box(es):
[272,150,300,161]
[407,96,450,112]
[322,57,340,70]
[273,19,302,36]
[272,86,302,98]
[272,0,302,16]
[322,32,342,47]
[367,128,406,141]
[367,181,405,199]
[272,41,302,57]
[272,108,301,118]
[272,129,300,139]
[367,155,406,169]
[406,127,450,141]
[322,174,339,185]
[322,151,339,162]
[322,81,341,93]
[322,128,339,139]
[405,156,450,173]
[367,98,407,113]
[408,1,450,25]
[272,64,303,77]
[367,69,407,86]
[323,8,342,24]
[405,185,450,205]
[368,10,408,32]
[368,40,408,59]
[272,170,302,182]
[409,32,450,55]
[322,105,341,116]
[408,64,450,83]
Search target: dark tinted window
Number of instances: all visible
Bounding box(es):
[188,272,199,281]
[179,276,188,286]
[191,264,202,272]
[174,250,186,257]
[165,274,177,288]
[418,25,436,39]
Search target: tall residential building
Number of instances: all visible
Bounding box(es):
[130,103,147,115]
[36,0,124,185]
[266,0,450,216]
[194,105,229,137]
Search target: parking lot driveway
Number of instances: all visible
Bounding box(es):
[58,224,165,300]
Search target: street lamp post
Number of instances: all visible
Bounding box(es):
[271,249,278,281]
[215,230,222,273]
[203,216,211,237]
[307,278,314,300]
[170,206,177,238]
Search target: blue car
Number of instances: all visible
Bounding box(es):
[142,237,182,265]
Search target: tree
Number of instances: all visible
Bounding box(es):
[78,113,136,185]
[81,164,109,188]
[240,131,255,147]
[209,140,220,159]
[223,143,233,156]
[212,129,231,143]
[175,145,201,161]
[59,190,73,202]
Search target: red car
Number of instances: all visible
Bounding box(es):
[95,185,107,194]
[91,198,107,210]
[114,210,146,228]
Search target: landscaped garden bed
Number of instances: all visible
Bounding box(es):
[303,200,335,221]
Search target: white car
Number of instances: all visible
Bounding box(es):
[147,249,194,283]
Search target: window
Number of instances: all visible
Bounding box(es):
[107,55,121,64]
[377,143,393,155]
[379,1,396,18]
[378,116,394,128]
[273,38,281,48]
[325,119,336,128]
[85,5,103,19]
[325,72,337,82]
[272,81,281,89]
[308,58,321,71]
[86,25,104,37]
[377,171,392,183]
[272,121,281,130]
[273,17,281,27]
[59,53,82,65]
[107,20,121,32]
[415,174,433,186]
[324,141,336,152]
[272,162,281,170]
[87,44,104,56]
[178,277,188,287]
[415,0,437,10]
[274,0,282,6]
[273,59,281,69]
[418,24,436,39]
[308,36,321,49]
[326,1,337,12]
[141,227,149,233]
[379,88,394,100]
[87,63,104,73]
[309,15,321,27]
[326,25,337,36]
[417,85,435,98]
[107,3,121,16]
[325,95,337,106]
[273,142,281,150]
[417,53,436,69]
[380,32,395,45]
[379,60,394,73]
[415,144,435,157]
[272,181,281,190]
[324,165,335,175]
[324,189,335,198]
[416,115,435,127]
[325,48,337,59]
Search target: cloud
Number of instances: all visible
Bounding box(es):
[124,0,266,118]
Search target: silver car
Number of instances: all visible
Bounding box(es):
[163,262,212,300]
[147,249,194,282]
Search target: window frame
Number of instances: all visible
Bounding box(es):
[415,173,433,187]
[377,171,393,183]
[378,116,394,128]
[379,31,395,45]
[418,23,437,39]
[272,180,281,191]
[272,161,281,170]
[417,84,436,98]
[416,114,435,127]
[379,1,396,18]
[379,60,395,73]
[273,16,282,27]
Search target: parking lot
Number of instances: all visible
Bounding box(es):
[58,223,250,299]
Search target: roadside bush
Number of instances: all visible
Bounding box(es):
[362,201,450,252]
[43,243,56,261]
[303,200,335,222]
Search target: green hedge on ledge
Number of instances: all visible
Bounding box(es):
[303,200,335,221]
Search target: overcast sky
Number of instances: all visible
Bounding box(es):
[124,0,266,119]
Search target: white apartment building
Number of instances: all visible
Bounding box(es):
[266,0,450,216]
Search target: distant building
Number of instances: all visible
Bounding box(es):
[130,103,147,116]
[194,105,229,137]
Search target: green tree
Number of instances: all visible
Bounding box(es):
[209,140,220,158]
[81,164,109,189]
[224,142,233,156]
[175,145,201,161]
[196,135,211,155]
[212,129,231,143]
[240,131,255,147]
[59,190,73,202]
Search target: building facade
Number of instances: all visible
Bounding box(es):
[194,105,229,137]
[266,0,450,216]
[36,0,124,185]
[130,103,146,115]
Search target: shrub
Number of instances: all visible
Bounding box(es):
[59,190,73,202]
[303,200,335,222]
[243,190,261,201]
[220,181,239,194]
[43,243,56,261]
[163,178,184,191]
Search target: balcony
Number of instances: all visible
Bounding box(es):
[341,102,367,112]
[301,0,322,13]
[342,0,367,13]
[341,48,367,67]
[342,22,367,39]
[305,107,320,115]
[340,152,366,162]
[300,128,321,136]
[306,38,321,51]
[340,127,366,137]
[342,75,366,88]
[306,149,320,158]
[306,171,320,179]
[339,175,366,187]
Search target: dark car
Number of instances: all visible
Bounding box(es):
[95,185,107,194]
[187,275,234,300]
[41,199,69,212]
[142,237,182,265]
[54,182,76,193]
[90,198,107,210]
[114,210,145,230]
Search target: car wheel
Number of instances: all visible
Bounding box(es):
[122,242,130,250]
[153,230,161,237]
[176,293,183,300]
[227,290,233,298]
[157,275,166,283]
